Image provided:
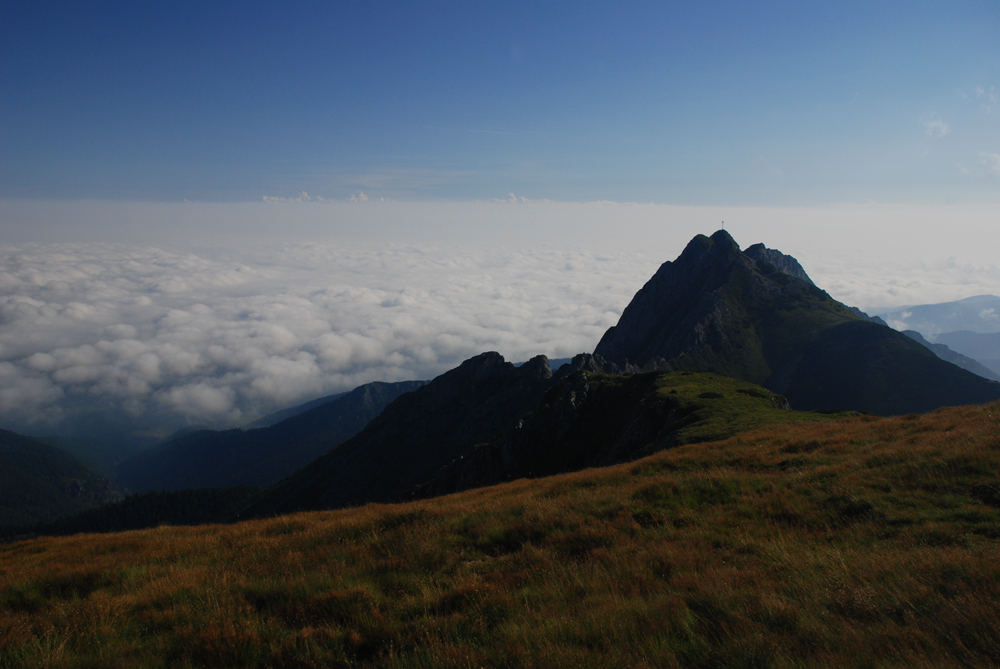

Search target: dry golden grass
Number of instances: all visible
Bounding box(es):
[3,402,1000,667]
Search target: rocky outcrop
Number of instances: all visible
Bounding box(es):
[411,371,670,497]
[847,306,889,327]
[743,243,814,284]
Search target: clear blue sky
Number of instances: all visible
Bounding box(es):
[2,0,998,204]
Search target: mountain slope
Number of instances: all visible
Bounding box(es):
[413,363,845,499]
[248,353,556,516]
[115,380,425,492]
[594,230,1000,415]
[5,402,1000,668]
[0,429,122,527]
[244,392,348,429]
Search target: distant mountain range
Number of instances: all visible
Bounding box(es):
[934,331,1000,378]
[878,294,1000,336]
[900,331,1000,382]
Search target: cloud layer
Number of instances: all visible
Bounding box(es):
[2,200,999,442]
[0,241,659,437]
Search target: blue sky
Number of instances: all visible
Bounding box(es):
[3,0,999,204]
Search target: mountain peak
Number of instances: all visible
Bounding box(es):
[594,231,1000,415]
[709,229,740,251]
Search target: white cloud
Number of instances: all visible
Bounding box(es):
[264,192,330,203]
[924,117,951,137]
[0,240,657,437]
[976,85,998,112]
[982,153,1000,175]
[2,199,999,441]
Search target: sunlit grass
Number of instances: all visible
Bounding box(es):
[3,402,1000,667]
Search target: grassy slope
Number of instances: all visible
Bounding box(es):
[3,403,1000,668]
[650,371,838,446]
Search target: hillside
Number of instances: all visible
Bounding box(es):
[594,230,1000,415]
[412,364,845,500]
[247,354,556,516]
[246,353,847,518]
[115,380,426,492]
[3,402,1000,667]
[0,429,123,527]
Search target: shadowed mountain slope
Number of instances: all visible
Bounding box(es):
[0,429,122,527]
[248,353,556,516]
[1,486,263,541]
[247,351,854,518]
[594,230,1000,415]
[115,380,425,492]
[412,364,847,500]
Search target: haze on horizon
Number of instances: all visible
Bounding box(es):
[1,1,999,442]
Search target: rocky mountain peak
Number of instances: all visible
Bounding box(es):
[592,230,1000,415]
[593,229,788,376]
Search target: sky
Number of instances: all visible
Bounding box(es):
[1,2,999,442]
[2,0,999,204]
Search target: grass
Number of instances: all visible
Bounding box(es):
[649,371,847,445]
[3,401,1000,667]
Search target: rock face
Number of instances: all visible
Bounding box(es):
[411,371,668,498]
[743,243,815,285]
[594,230,1000,415]
[846,306,889,327]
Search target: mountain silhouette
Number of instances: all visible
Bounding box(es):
[594,230,1000,414]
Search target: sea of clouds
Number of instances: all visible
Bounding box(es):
[2,199,998,442]
[0,240,661,437]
